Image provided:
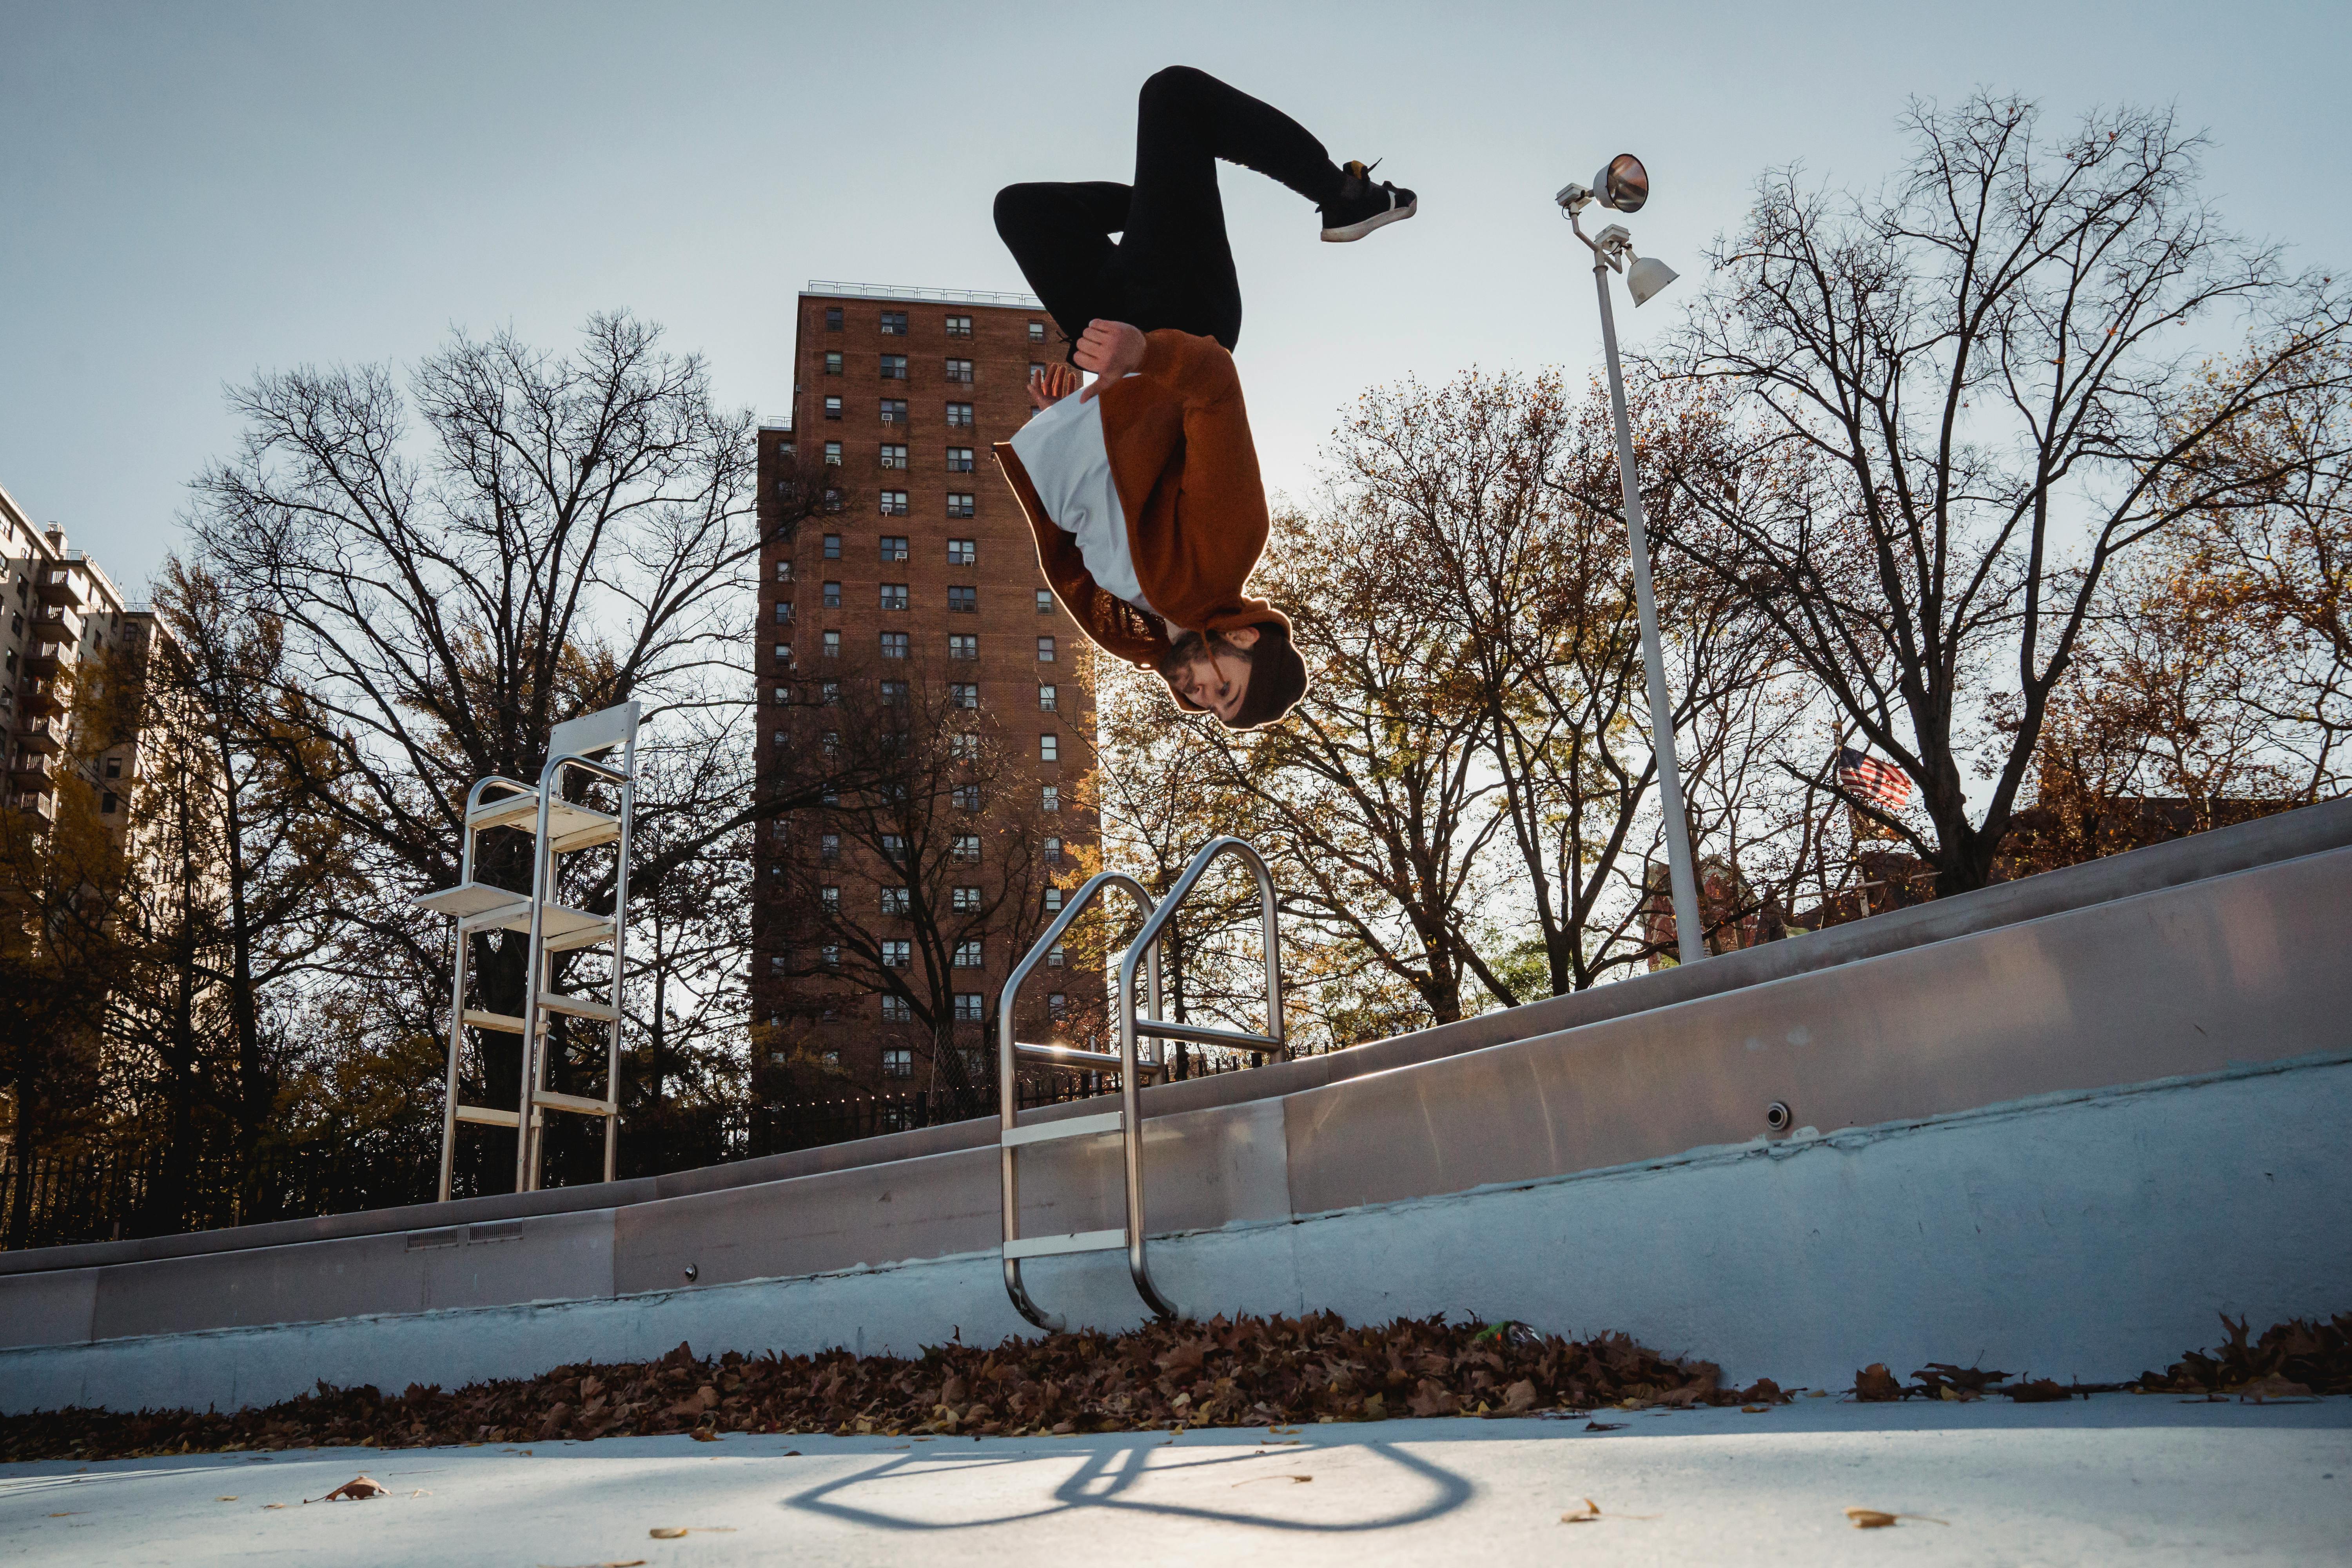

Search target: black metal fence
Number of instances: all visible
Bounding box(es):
[1,1050,1281,1252]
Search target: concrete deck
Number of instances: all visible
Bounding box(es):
[5,1399,2347,1566]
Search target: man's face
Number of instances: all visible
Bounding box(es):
[1173,648,1252,722]
[1170,625,1259,722]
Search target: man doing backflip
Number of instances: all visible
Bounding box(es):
[993,66,1416,729]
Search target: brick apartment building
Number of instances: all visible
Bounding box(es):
[754,283,1101,1102]
[0,481,166,845]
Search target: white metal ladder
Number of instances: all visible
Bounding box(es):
[996,836,1283,1330]
[416,702,641,1198]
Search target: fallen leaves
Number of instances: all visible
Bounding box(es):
[1561,1496,1659,1523]
[309,1475,388,1502]
[648,1527,737,1539]
[2135,1312,2352,1397]
[1853,1364,1903,1402]
[1845,1506,1949,1528]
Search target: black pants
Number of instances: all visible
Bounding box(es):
[994,66,1346,355]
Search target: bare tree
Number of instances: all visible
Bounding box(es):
[187,312,850,1185]
[1659,92,2352,892]
[764,652,1074,1122]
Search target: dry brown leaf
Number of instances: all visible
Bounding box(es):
[312,1475,388,1502]
[1853,1365,1903,1402]
[2235,1373,2316,1402]
[263,1503,285,1511]
[1740,1405,1769,1414]
[689,1429,720,1443]
[1232,1474,1313,1487]
[1845,1506,1949,1528]
[648,1527,738,1539]
[216,1495,238,1502]
[1583,1420,1626,1432]
[1561,1497,1659,1523]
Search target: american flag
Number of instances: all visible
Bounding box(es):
[1837,747,1913,813]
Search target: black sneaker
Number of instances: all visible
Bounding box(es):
[1319,160,1417,242]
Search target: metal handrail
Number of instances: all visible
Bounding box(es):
[995,837,1284,1330]
[998,871,1160,1332]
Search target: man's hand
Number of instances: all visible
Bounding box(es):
[1027,361,1081,411]
[1074,320,1147,399]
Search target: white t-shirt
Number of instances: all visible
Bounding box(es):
[1008,381,1158,619]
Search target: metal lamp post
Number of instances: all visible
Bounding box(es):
[1557,154,1706,966]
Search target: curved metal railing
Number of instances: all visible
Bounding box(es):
[995,838,1284,1330]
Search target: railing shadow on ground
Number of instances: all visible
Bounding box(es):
[779,1434,1474,1534]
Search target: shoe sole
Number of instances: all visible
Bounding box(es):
[1321,197,1418,243]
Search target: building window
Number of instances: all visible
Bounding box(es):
[822,534,842,559]
[880,355,909,381]
[1048,993,1068,1019]
[1042,784,1060,812]
[820,832,840,862]
[954,992,984,1020]
[820,885,840,911]
[945,358,974,383]
[881,833,906,863]
[1029,363,1046,381]
[1039,734,1059,762]
[821,730,840,755]
[1038,684,1057,711]
[775,642,792,666]
[947,585,976,613]
[882,1045,913,1075]
[881,996,911,1024]
[826,307,844,331]
[952,885,980,913]
[822,631,842,658]
[1036,636,1056,662]
[953,732,980,759]
[1044,886,1063,912]
[881,939,911,967]
[880,443,908,469]
[880,678,908,704]
[1033,590,1053,617]
[1048,944,1066,967]
[822,943,840,969]
[953,833,981,861]
[1028,321,1046,343]
[880,535,909,561]
[101,791,118,814]
[947,537,976,565]
[820,680,840,704]
[949,682,978,709]
[953,939,983,967]
[952,782,980,810]
[823,396,842,421]
[774,602,793,625]
[880,399,908,423]
[948,633,977,660]
[880,630,909,658]
[880,583,909,611]
[824,351,843,376]
[775,557,795,582]
[879,490,909,516]
[823,488,843,512]
[772,686,788,706]
[946,314,973,338]
[823,441,841,466]
[946,446,975,473]
[947,492,975,518]
[880,310,907,335]
[947,402,974,427]
[1044,836,1063,863]
[880,885,910,915]
[823,580,842,608]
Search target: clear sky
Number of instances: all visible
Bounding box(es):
[4,0,2347,595]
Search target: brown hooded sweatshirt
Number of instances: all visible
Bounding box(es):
[994,329,1290,699]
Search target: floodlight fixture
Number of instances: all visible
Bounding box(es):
[1595,152,1650,213]
[1626,254,1679,306]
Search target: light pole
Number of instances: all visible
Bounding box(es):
[1557,154,1706,966]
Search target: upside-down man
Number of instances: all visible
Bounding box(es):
[991,66,1416,729]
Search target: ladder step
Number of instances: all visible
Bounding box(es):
[462,1009,534,1034]
[468,793,622,851]
[541,993,618,1022]
[1014,1040,1123,1070]
[415,882,528,921]
[453,1103,543,1129]
[460,900,616,950]
[534,1089,618,1118]
[1000,1109,1123,1148]
[1004,1227,1128,1260]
